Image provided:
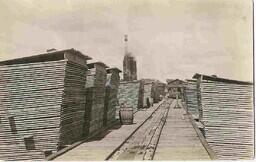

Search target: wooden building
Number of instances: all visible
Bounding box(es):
[193,73,254,160]
[166,79,186,99]
[0,49,91,160]
[84,62,108,136]
[103,68,122,127]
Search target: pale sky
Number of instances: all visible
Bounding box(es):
[0,0,253,82]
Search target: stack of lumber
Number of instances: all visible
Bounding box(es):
[84,62,107,136]
[185,80,199,119]
[116,80,142,119]
[154,82,166,102]
[142,81,154,108]
[103,68,121,126]
[152,81,158,103]
[200,80,254,160]
[0,61,87,160]
[0,49,90,160]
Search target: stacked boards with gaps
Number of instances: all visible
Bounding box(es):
[153,82,166,102]
[103,68,121,127]
[141,79,155,108]
[116,80,143,119]
[193,74,254,160]
[0,49,91,160]
[185,79,199,119]
[84,62,108,136]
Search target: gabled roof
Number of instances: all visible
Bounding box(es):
[107,67,122,73]
[193,73,253,85]
[166,79,186,84]
[0,48,92,65]
[87,61,109,69]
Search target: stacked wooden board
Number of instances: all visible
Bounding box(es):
[192,74,254,160]
[185,80,199,119]
[116,80,142,119]
[141,79,154,108]
[84,62,107,136]
[0,49,90,160]
[153,82,166,103]
[103,68,121,126]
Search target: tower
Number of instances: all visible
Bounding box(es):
[123,35,137,81]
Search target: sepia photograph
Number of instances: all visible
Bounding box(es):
[0,0,254,161]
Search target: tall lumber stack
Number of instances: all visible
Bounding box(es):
[193,73,254,160]
[141,79,154,108]
[154,82,166,102]
[103,68,121,126]
[116,80,142,119]
[185,79,199,119]
[0,49,91,160]
[152,81,158,103]
[84,62,107,136]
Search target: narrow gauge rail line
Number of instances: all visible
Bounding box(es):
[105,99,172,161]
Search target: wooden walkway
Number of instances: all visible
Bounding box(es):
[154,99,211,160]
[53,102,162,161]
[107,99,172,160]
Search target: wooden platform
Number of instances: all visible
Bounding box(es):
[154,100,210,160]
[53,102,162,161]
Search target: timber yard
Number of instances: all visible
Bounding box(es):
[0,35,254,161]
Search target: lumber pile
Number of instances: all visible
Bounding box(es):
[185,80,199,119]
[201,81,253,159]
[84,62,107,136]
[154,82,166,102]
[103,68,121,126]
[193,73,254,160]
[116,80,142,119]
[142,80,154,108]
[0,49,90,160]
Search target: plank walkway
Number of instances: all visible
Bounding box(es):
[154,99,211,160]
[108,99,172,160]
[54,101,162,161]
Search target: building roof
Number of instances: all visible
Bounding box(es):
[166,79,187,88]
[87,61,109,69]
[185,79,197,82]
[141,78,156,84]
[166,79,174,83]
[0,48,92,65]
[107,67,122,73]
[193,73,253,85]
[166,79,186,84]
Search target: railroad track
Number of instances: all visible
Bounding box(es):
[106,99,172,161]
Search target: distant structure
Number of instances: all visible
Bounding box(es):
[166,79,186,99]
[123,35,137,81]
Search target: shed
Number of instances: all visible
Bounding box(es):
[166,79,186,100]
